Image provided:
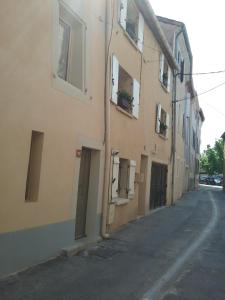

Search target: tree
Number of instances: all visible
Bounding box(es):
[200,139,224,175]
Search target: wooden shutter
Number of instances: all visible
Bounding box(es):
[128,160,136,199]
[166,113,170,139]
[132,79,140,119]
[111,55,119,104]
[137,12,144,52]
[156,104,161,133]
[119,0,127,30]
[159,53,164,82]
[167,67,171,92]
[111,155,119,201]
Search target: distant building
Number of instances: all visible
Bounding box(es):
[221,132,225,191]
[158,16,204,198]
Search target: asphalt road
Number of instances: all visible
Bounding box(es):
[0,185,225,300]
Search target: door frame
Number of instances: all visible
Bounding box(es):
[72,139,104,243]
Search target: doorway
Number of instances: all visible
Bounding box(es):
[75,147,91,240]
[149,162,168,210]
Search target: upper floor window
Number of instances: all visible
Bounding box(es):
[111,54,140,118]
[156,104,170,138]
[57,1,86,92]
[176,47,184,82]
[159,53,171,91]
[119,0,144,52]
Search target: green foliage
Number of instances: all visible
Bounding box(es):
[117,90,133,103]
[200,139,224,175]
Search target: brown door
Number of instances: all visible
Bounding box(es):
[75,148,91,240]
[150,162,167,210]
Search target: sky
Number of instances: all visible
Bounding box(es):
[149,0,225,152]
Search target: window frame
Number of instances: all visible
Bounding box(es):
[159,53,171,92]
[119,0,144,52]
[52,0,88,100]
[111,153,136,204]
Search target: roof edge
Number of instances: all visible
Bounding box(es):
[157,16,193,61]
[135,0,179,71]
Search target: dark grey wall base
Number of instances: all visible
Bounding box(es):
[0,213,102,278]
[0,220,76,278]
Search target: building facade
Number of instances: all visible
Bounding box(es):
[0,0,203,278]
[0,0,106,277]
[103,0,178,232]
[158,17,204,200]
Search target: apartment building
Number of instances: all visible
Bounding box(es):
[103,0,178,232]
[158,17,204,200]
[0,0,202,278]
[0,0,106,277]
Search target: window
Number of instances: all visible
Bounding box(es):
[119,0,144,52]
[156,104,169,138]
[111,154,136,201]
[192,129,196,150]
[118,159,129,198]
[176,47,184,82]
[111,55,140,118]
[25,131,44,202]
[182,113,185,139]
[159,54,171,91]
[57,1,85,91]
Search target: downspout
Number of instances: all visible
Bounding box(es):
[101,0,112,238]
[171,25,184,206]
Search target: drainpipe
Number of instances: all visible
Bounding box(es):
[101,0,112,238]
[171,26,184,206]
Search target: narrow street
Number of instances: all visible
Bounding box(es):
[1,186,225,300]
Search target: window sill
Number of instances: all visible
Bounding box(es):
[52,74,89,102]
[120,25,142,54]
[158,133,168,140]
[159,79,170,94]
[115,198,130,206]
[115,104,134,119]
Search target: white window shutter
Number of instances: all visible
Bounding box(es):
[159,53,164,82]
[119,0,127,30]
[132,79,140,119]
[111,155,119,201]
[128,160,136,199]
[137,12,144,52]
[166,113,170,139]
[167,67,171,92]
[156,104,161,133]
[111,55,119,104]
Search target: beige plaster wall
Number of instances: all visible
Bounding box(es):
[108,2,173,231]
[0,0,106,233]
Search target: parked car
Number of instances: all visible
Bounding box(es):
[205,176,215,185]
[199,174,207,184]
[201,175,223,186]
[214,175,223,186]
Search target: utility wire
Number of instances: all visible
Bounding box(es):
[175,81,225,103]
[96,14,225,76]
[181,70,225,76]
[204,102,225,118]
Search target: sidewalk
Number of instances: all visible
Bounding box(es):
[0,188,222,300]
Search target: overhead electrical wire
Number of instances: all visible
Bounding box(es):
[174,81,225,103]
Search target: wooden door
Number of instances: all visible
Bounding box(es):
[75,148,91,240]
[150,162,167,210]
